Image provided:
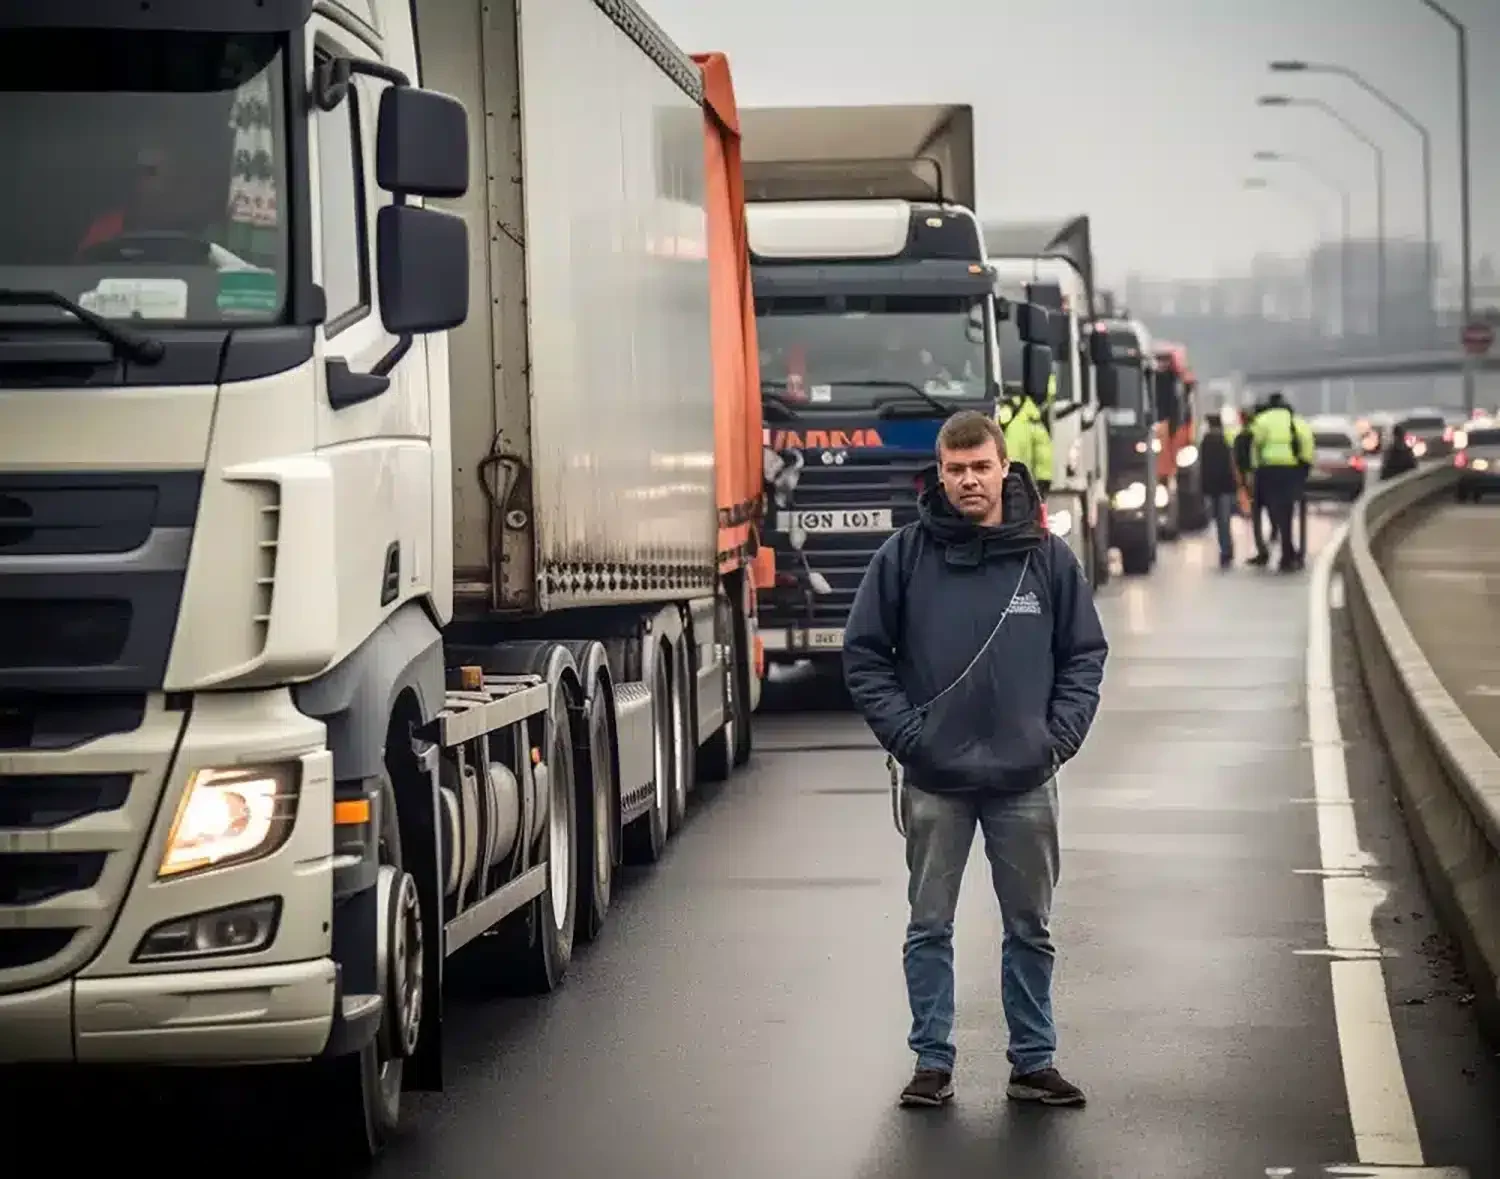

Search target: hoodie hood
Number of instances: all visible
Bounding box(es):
[918,461,1046,567]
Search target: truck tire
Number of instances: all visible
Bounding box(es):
[1120,538,1152,576]
[623,639,671,864]
[495,675,579,993]
[699,595,743,783]
[576,670,616,943]
[322,771,416,1163]
[667,636,692,833]
[732,588,753,767]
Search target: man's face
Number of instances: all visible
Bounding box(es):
[939,437,1008,525]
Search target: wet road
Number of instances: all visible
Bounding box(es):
[357,510,1497,1178]
[20,510,1499,1176]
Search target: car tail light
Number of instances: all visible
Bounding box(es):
[1444,426,1455,442]
[1455,451,1468,468]
[1039,504,1049,529]
[1349,454,1366,472]
[1405,433,1418,447]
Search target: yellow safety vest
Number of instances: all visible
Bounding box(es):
[1250,407,1304,468]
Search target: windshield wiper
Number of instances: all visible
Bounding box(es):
[859,380,955,417]
[0,289,165,364]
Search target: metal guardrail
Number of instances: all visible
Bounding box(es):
[1341,461,1500,1037]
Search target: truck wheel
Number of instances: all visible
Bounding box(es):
[1120,540,1152,576]
[576,673,616,942]
[623,640,671,864]
[496,677,578,993]
[732,590,753,766]
[700,597,740,783]
[667,637,693,833]
[322,772,415,1163]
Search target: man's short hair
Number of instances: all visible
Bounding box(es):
[936,410,1008,461]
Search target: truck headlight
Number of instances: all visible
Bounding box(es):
[1175,444,1198,468]
[158,763,300,879]
[1047,507,1073,538]
[1155,483,1170,509]
[1111,482,1146,511]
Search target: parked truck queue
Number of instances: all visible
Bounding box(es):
[0,0,1211,1163]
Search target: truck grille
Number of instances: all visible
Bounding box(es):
[0,698,173,994]
[762,453,928,630]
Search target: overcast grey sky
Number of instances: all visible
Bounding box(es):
[642,0,1498,288]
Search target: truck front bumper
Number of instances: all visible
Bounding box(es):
[0,958,337,1064]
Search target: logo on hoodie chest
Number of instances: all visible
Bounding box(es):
[1011,590,1043,616]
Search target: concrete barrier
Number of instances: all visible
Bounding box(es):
[1341,461,1500,1041]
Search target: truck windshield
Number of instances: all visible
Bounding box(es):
[1109,368,1148,423]
[755,294,989,408]
[0,29,289,327]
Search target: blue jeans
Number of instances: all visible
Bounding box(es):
[1208,493,1235,561]
[902,779,1060,1076]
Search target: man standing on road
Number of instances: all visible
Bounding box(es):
[1200,411,1238,568]
[842,410,1109,1111]
[1249,391,1313,573]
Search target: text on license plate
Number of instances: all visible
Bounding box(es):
[793,629,844,650]
[781,509,893,533]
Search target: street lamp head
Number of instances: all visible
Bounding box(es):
[1258,94,1294,106]
[1269,60,1309,72]
[1253,150,1281,161]
[1244,177,1269,189]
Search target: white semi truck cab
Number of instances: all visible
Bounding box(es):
[1,0,751,1160]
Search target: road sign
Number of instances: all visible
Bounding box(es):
[1462,321,1494,355]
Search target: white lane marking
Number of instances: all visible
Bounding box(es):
[1307,522,1425,1165]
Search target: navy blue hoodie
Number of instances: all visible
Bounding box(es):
[842,467,1108,794]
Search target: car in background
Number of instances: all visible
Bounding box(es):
[1306,423,1367,501]
[1397,410,1454,460]
[1453,418,1500,501]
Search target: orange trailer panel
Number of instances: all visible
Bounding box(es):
[694,52,765,581]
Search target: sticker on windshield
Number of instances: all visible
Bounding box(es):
[216,269,280,317]
[810,384,832,403]
[1104,408,1139,427]
[78,277,188,321]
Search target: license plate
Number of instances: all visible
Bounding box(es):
[792,628,844,650]
[780,509,893,533]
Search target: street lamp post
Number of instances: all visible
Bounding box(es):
[1420,0,1475,413]
[1270,59,1435,342]
[1259,94,1388,339]
[1253,151,1353,337]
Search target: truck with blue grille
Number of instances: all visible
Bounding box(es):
[739,104,1052,677]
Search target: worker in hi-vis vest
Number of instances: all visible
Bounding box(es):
[1247,391,1314,572]
[997,377,1053,494]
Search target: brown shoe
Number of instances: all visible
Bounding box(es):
[1006,1066,1085,1107]
[898,1067,954,1107]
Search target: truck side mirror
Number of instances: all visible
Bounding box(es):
[377,86,469,197]
[1014,301,1050,346]
[1024,281,1064,312]
[1048,311,1070,353]
[378,205,469,334]
[1087,330,1113,367]
[1022,343,1053,401]
[1095,365,1120,407]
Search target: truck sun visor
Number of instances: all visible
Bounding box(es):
[0,0,313,32]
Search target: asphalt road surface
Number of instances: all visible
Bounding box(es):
[13,506,1498,1177]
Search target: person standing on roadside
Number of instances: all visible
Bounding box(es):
[1200,412,1237,568]
[1233,403,1271,564]
[842,410,1109,1111]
